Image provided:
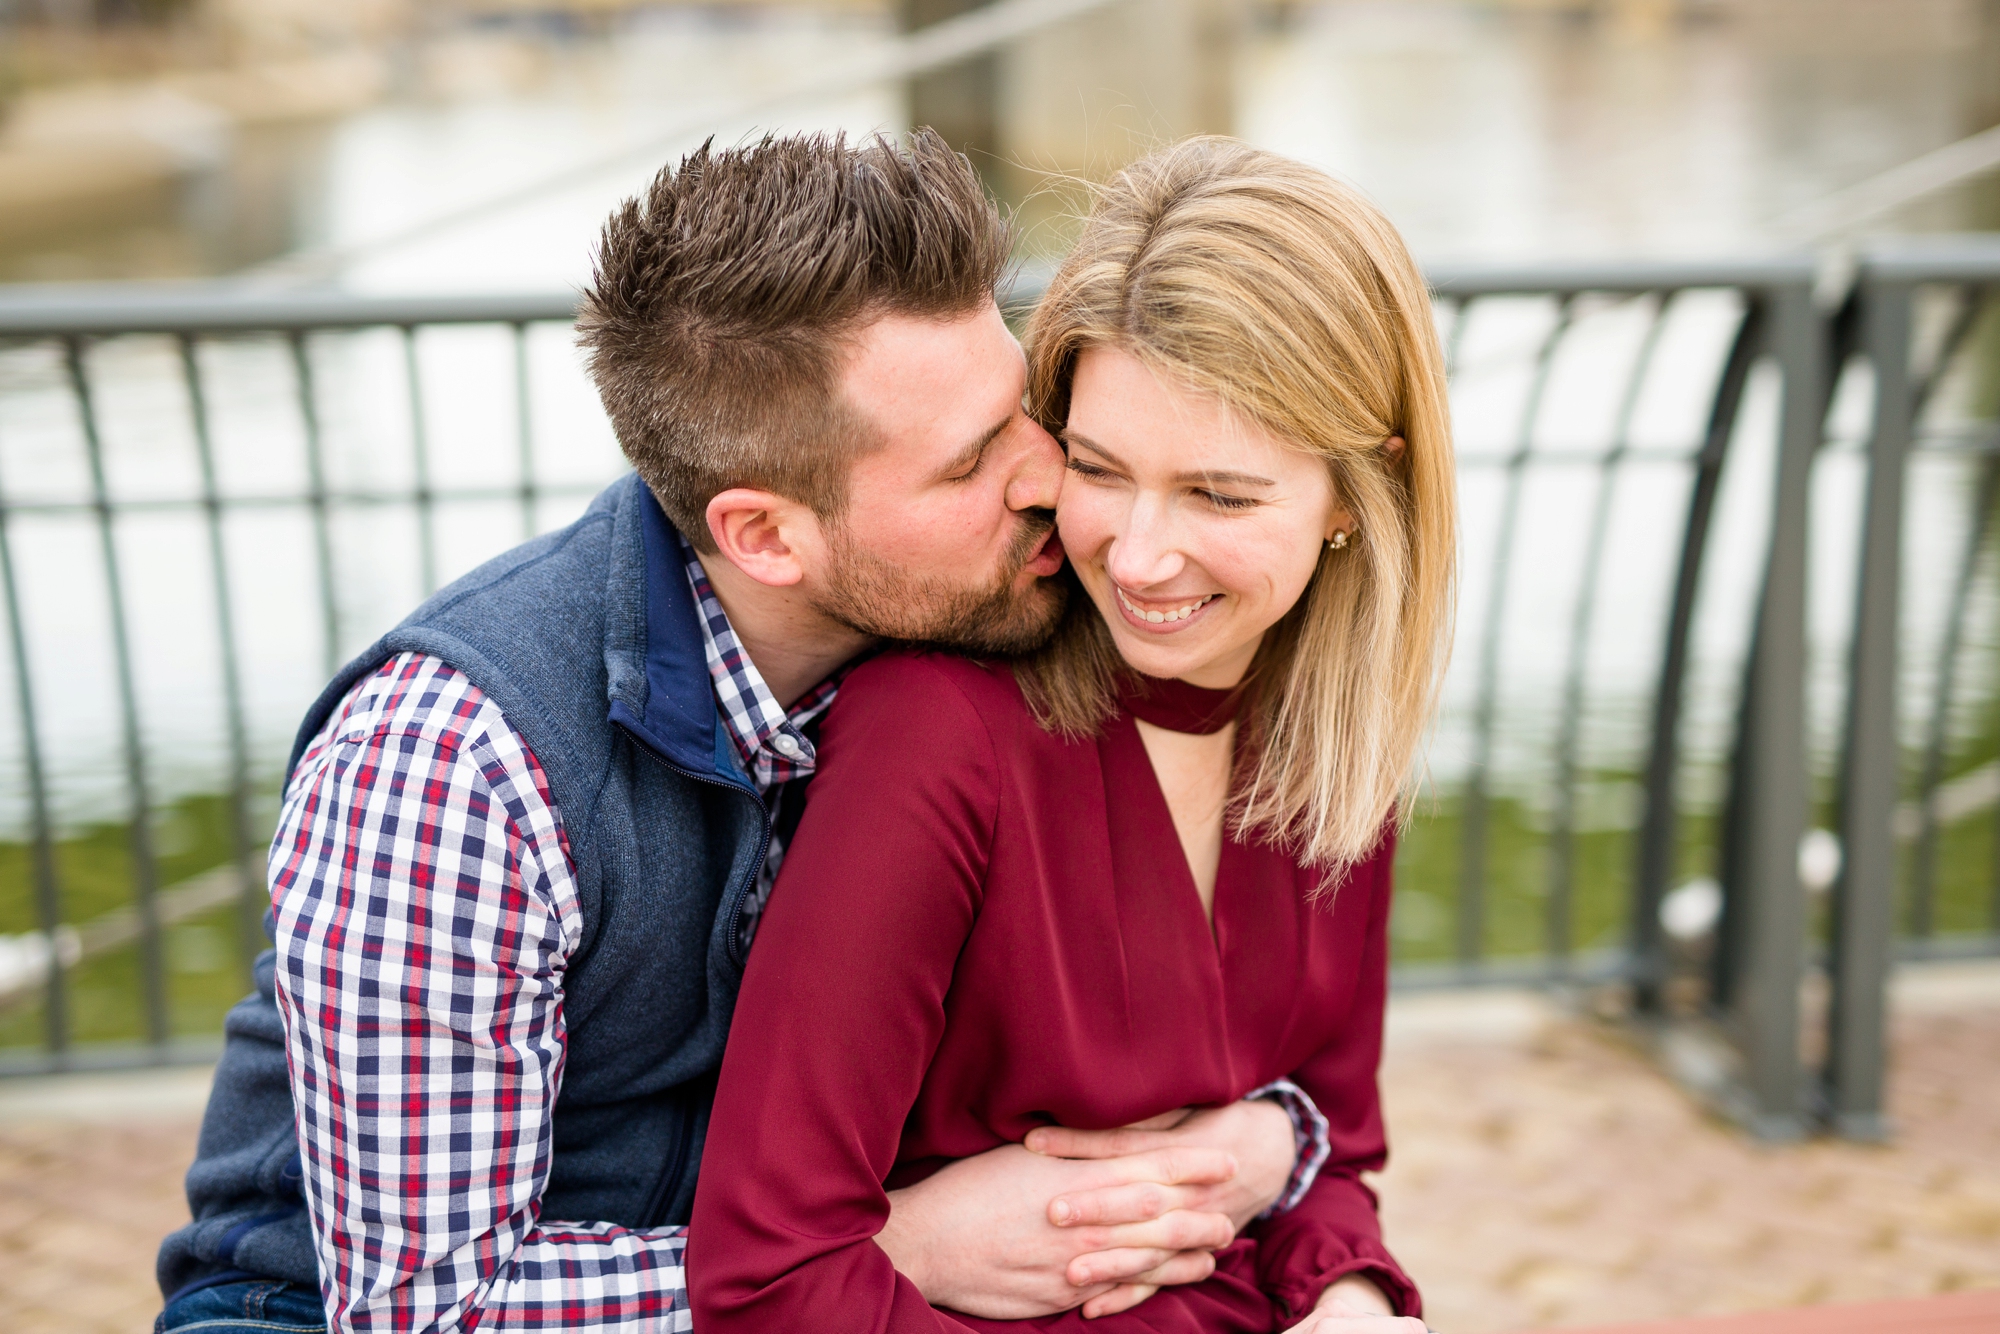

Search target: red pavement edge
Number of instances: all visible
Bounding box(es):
[1546,1289,2000,1334]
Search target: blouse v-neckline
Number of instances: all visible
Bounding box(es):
[1111,673,1244,956]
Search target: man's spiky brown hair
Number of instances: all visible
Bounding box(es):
[577,130,1009,550]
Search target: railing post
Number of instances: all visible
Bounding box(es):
[1825,269,1916,1139]
[1714,277,1820,1139]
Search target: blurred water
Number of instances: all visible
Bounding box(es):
[2,0,1999,838]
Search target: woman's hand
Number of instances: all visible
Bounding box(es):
[1278,1276,1428,1333]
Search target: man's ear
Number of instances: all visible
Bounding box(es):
[705,488,822,588]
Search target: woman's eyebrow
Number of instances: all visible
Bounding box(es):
[1061,429,1121,466]
[1177,468,1277,488]
[1064,432,1274,488]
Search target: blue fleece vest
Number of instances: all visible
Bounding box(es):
[157,475,773,1297]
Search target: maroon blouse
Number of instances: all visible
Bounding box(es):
[688,652,1416,1333]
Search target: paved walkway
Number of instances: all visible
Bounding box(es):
[2,971,1995,1334]
[1379,980,2000,1331]
[0,1067,213,1334]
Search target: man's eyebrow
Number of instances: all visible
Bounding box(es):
[1064,430,1275,488]
[940,415,1011,478]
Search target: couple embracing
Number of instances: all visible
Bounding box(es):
[158,130,1455,1334]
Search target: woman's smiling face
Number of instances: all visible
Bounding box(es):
[1057,345,1349,689]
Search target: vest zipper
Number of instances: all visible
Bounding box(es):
[641,1083,702,1227]
[620,725,773,973]
[618,726,774,1224]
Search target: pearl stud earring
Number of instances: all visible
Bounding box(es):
[1328,530,1351,550]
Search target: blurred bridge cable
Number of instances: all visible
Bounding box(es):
[1771,121,2000,242]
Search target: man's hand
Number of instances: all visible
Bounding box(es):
[1014,1100,1299,1316]
[1024,1099,1297,1234]
[876,1142,1237,1320]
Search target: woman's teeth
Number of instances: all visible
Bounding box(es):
[1116,587,1217,624]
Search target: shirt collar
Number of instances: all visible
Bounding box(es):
[676,527,842,790]
[607,476,735,783]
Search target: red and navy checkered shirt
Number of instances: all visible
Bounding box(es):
[678,529,844,936]
[269,554,1329,1332]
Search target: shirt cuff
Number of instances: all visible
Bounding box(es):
[1246,1077,1332,1218]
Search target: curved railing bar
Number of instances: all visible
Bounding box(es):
[1906,286,1997,938]
[0,416,70,1058]
[287,332,342,679]
[180,334,265,982]
[1546,293,1674,973]
[1457,294,1576,969]
[1630,296,1764,1011]
[513,323,538,544]
[67,335,170,1049]
[402,325,440,597]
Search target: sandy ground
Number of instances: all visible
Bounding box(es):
[2,969,1995,1334]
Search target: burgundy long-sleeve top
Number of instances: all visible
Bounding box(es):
[688,651,1417,1333]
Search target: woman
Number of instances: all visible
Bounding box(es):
[688,138,1454,1334]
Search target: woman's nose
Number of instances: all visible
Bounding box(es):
[1105,506,1185,589]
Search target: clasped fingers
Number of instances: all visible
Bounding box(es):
[1067,1244,1217,1292]
[1049,1177,1215,1227]
[1060,1206,1236,1282]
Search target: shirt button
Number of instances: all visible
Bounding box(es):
[772,734,803,759]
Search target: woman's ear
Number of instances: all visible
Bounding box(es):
[1382,434,1407,458]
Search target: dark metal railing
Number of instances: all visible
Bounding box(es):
[1,244,1997,1144]
[0,287,591,1073]
[1824,238,2000,1138]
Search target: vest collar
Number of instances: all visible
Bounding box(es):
[603,475,751,789]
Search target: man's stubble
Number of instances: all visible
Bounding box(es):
[813,509,1067,655]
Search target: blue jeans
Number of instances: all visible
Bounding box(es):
[155,1279,327,1334]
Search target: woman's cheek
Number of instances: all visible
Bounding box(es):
[1056,489,1115,552]
[1214,527,1316,618]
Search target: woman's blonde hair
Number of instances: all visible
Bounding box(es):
[1016,137,1457,874]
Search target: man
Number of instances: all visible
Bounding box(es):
[156,131,1332,1332]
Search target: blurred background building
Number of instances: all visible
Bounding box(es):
[0,2,1997,1330]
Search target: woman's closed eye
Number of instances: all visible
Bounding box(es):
[1067,458,1261,512]
[1197,489,1260,512]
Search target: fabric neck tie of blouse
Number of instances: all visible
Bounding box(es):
[1118,674,1242,735]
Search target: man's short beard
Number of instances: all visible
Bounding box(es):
[812,510,1068,655]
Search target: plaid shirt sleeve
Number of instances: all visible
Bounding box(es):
[269,651,692,1333]
[1248,1077,1334,1218]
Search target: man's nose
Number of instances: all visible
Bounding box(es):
[1004,418,1064,513]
